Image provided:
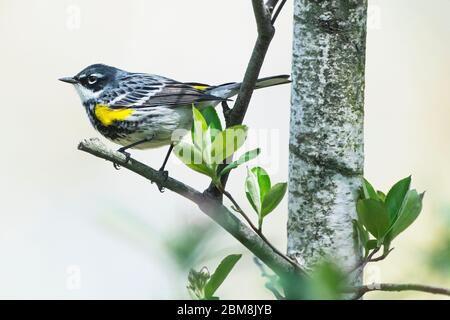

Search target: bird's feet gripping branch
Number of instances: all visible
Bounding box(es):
[112,137,155,170]
[151,143,174,193]
[113,148,130,170]
[112,138,174,193]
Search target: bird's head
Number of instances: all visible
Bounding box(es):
[59,64,120,103]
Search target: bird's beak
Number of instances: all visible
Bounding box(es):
[59,77,78,84]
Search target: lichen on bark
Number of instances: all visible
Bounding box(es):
[287,0,368,285]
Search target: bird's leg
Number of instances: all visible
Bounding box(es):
[113,137,153,170]
[159,143,174,173]
[153,143,174,193]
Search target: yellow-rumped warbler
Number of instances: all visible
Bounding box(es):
[60,64,290,172]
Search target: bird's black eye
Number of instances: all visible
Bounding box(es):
[87,75,98,84]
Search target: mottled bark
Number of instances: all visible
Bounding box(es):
[287,0,368,285]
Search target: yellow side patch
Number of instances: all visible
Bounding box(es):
[193,85,209,91]
[94,104,134,126]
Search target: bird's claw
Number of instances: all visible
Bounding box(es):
[159,169,169,180]
[113,150,131,170]
[152,169,169,193]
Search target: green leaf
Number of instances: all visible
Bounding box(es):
[219,149,260,177]
[377,191,386,202]
[362,178,380,201]
[385,176,411,222]
[201,106,222,136]
[252,167,271,203]
[356,199,390,241]
[352,220,380,257]
[304,261,346,300]
[191,106,207,149]
[382,238,392,256]
[366,239,378,251]
[387,190,423,240]
[245,168,261,214]
[204,254,241,298]
[352,220,369,252]
[173,142,214,177]
[261,182,287,217]
[202,126,214,165]
[210,125,248,164]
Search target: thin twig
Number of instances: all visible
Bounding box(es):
[220,188,300,270]
[349,247,393,275]
[368,249,393,262]
[221,189,258,231]
[219,188,255,229]
[349,247,380,273]
[349,283,450,299]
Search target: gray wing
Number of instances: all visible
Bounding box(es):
[102,74,225,109]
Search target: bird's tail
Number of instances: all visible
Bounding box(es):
[254,75,291,89]
[207,75,291,99]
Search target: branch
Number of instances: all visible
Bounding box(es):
[349,247,392,274]
[207,0,282,195]
[368,250,392,262]
[78,138,305,279]
[349,283,450,299]
[349,247,379,273]
[227,0,275,126]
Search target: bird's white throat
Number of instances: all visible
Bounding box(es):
[73,84,102,103]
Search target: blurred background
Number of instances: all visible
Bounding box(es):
[0,0,448,299]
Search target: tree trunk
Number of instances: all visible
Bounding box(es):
[287,0,368,286]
